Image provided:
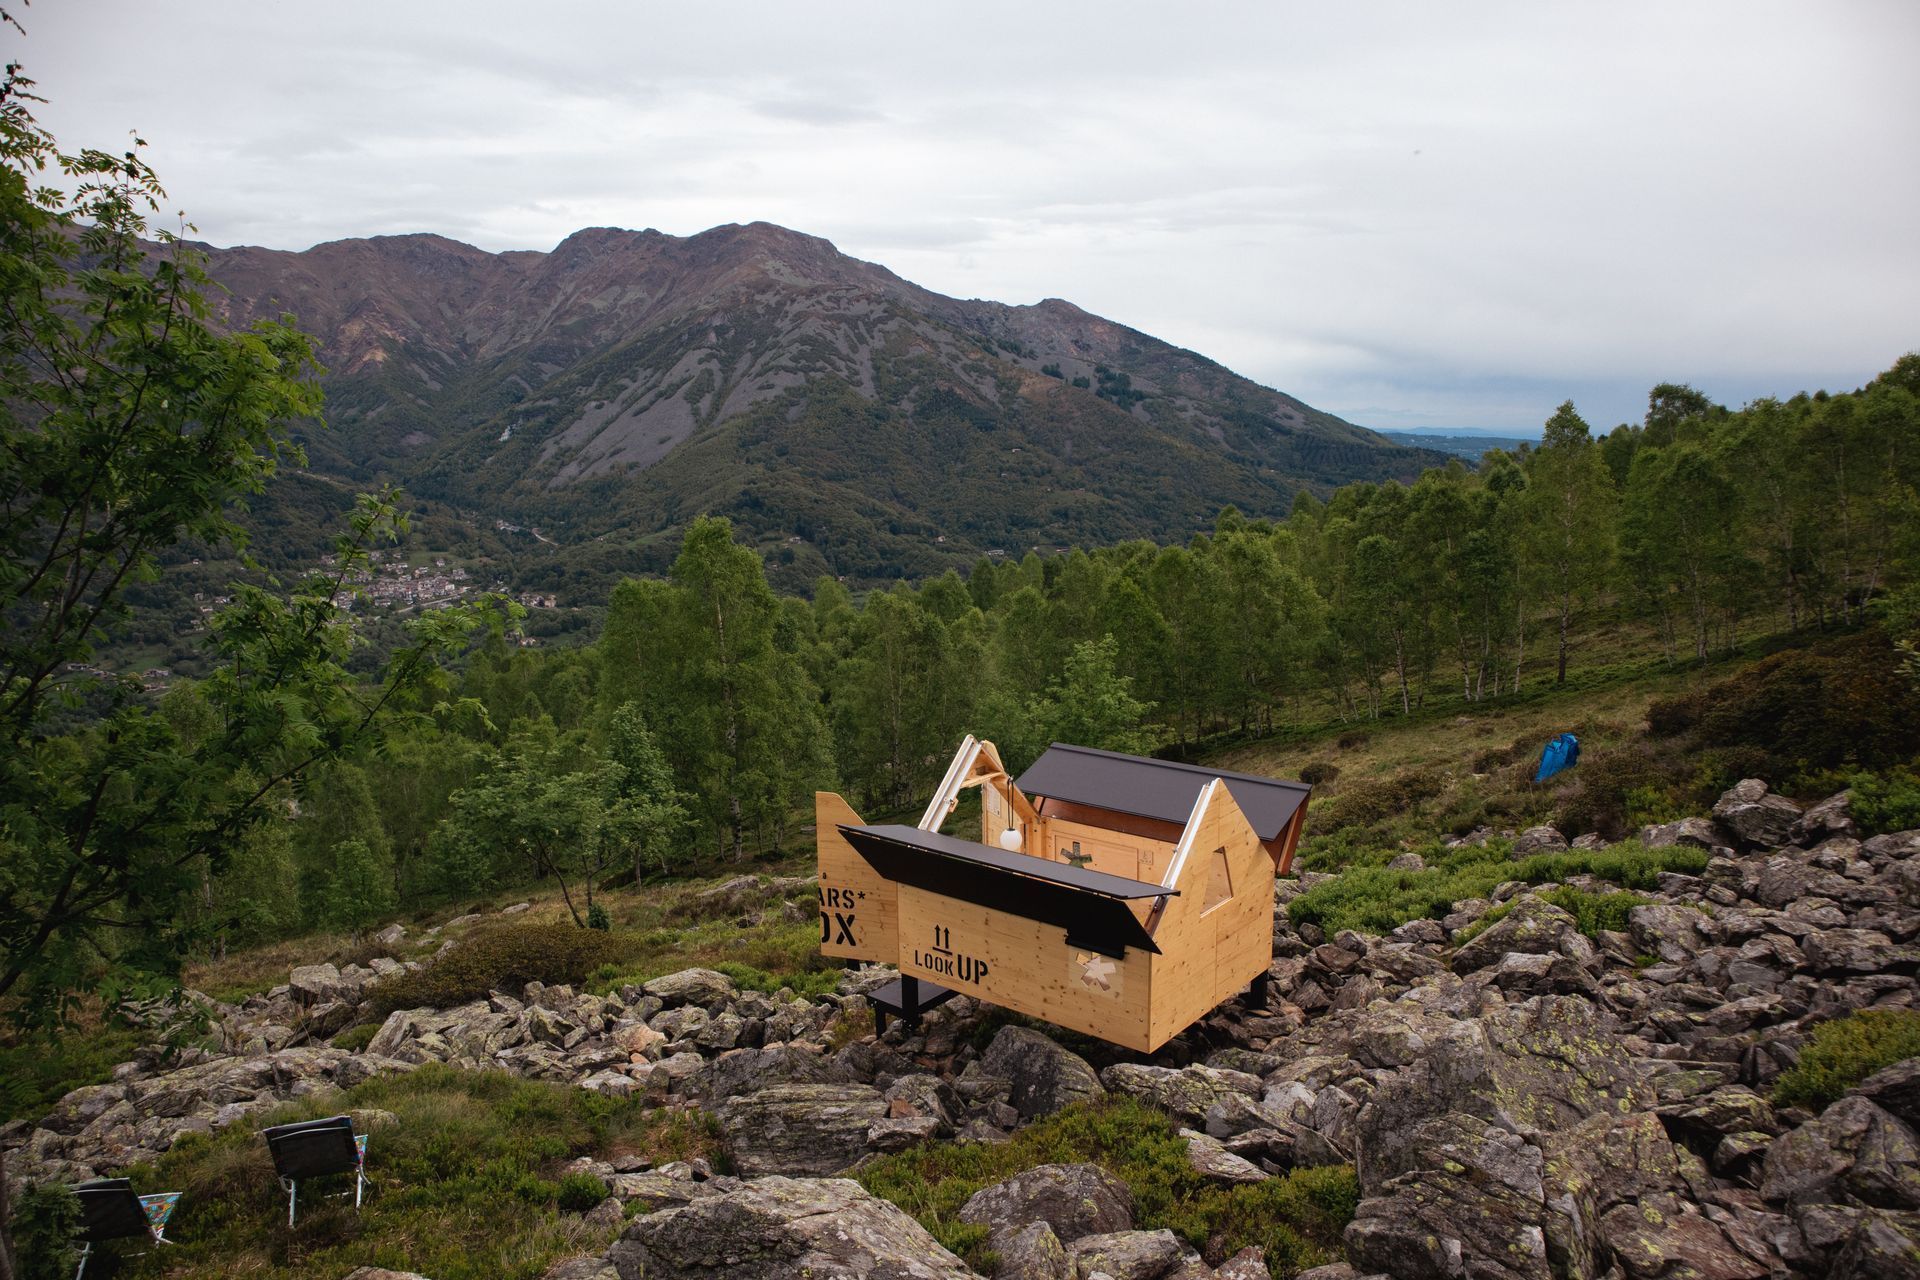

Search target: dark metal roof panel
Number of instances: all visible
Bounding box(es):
[847,824,1171,898]
[1015,744,1310,840]
[840,823,1164,956]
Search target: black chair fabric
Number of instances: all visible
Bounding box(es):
[263,1115,359,1181]
[75,1178,149,1242]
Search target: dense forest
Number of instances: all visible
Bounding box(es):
[165,356,1920,959]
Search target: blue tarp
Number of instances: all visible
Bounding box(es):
[1533,733,1580,783]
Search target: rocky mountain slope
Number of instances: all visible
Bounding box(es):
[9,779,1916,1279]
[194,224,1441,585]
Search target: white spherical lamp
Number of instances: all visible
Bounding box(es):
[997,824,1023,852]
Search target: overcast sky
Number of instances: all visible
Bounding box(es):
[18,2,1919,432]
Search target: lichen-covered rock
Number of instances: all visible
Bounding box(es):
[1791,790,1857,845]
[1830,1208,1920,1280]
[1354,996,1652,1187]
[1065,1228,1183,1280]
[1640,817,1730,851]
[995,1221,1071,1280]
[1450,895,1596,976]
[1345,1112,1553,1280]
[1714,779,1802,849]
[1852,1058,1920,1128]
[980,1026,1103,1118]
[1512,826,1569,858]
[1596,1191,1775,1279]
[712,1083,887,1177]
[957,1163,1135,1243]
[288,962,345,1005]
[642,967,736,1008]
[1098,1063,1260,1127]
[1760,1095,1920,1209]
[607,1175,974,1279]
[1179,1128,1269,1185]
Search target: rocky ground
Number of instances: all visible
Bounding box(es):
[6,779,1919,1280]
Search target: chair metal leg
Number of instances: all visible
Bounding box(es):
[283,1176,298,1227]
[74,1241,93,1280]
[354,1164,365,1210]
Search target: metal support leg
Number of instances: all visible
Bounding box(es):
[900,975,922,1032]
[283,1176,298,1227]
[74,1241,92,1280]
[355,1164,365,1210]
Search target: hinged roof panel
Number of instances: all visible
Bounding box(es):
[1016,743,1309,842]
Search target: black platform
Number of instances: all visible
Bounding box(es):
[866,974,957,1035]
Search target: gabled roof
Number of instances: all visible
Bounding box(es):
[1015,743,1310,841]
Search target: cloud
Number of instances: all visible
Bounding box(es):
[20,1,1919,431]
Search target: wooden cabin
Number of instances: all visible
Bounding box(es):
[816,737,1311,1053]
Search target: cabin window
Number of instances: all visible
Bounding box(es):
[1203,845,1233,914]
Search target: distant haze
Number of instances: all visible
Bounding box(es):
[20,2,1919,433]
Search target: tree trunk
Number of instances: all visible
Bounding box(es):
[1556,595,1571,684]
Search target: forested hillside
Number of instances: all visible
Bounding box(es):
[132,356,1918,960]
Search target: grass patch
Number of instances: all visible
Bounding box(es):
[855,1095,1356,1275]
[105,1065,720,1280]
[1453,886,1652,945]
[1772,1009,1920,1113]
[1287,839,1704,936]
[709,961,843,1000]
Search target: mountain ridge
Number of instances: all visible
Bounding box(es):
[191,221,1443,587]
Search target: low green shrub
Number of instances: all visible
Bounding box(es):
[11,1180,81,1280]
[1661,630,1920,774]
[1298,761,1340,787]
[1329,768,1445,830]
[556,1170,610,1212]
[330,1022,380,1052]
[368,922,624,1015]
[1538,886,1652,937]
[1772,1009,1920,1112]
[1850,766,1920,836]
[1288,840,1704,936]
[711,961,842,999]
[855,1096,1355,1273]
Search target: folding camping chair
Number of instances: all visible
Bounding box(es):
[261,1114,368,1227]
[72,1178,181,1279]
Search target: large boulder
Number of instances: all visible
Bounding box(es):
[1831,1209,1920,1280]
[1713,779,1802,849]
[713,1084,888,1177]
[607,1175,975,1280]
[1098,1063,1260,1128]
[1353,996,1652,1190]
[1345,1112,1554,1280]
[995,1221,1071,1280]
[957,1163,1135,1243]
[643,968,736,1007]
[980,1027,1103,1118]
[1760,1096,1920,1209]
[1596,1192,1775,1280]
[1065,1229,1184,1280]
[1852,1058,1920,1128]
[288,963,346,1005]
[1511,826,1568,858]
[1450,895,1596,976]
